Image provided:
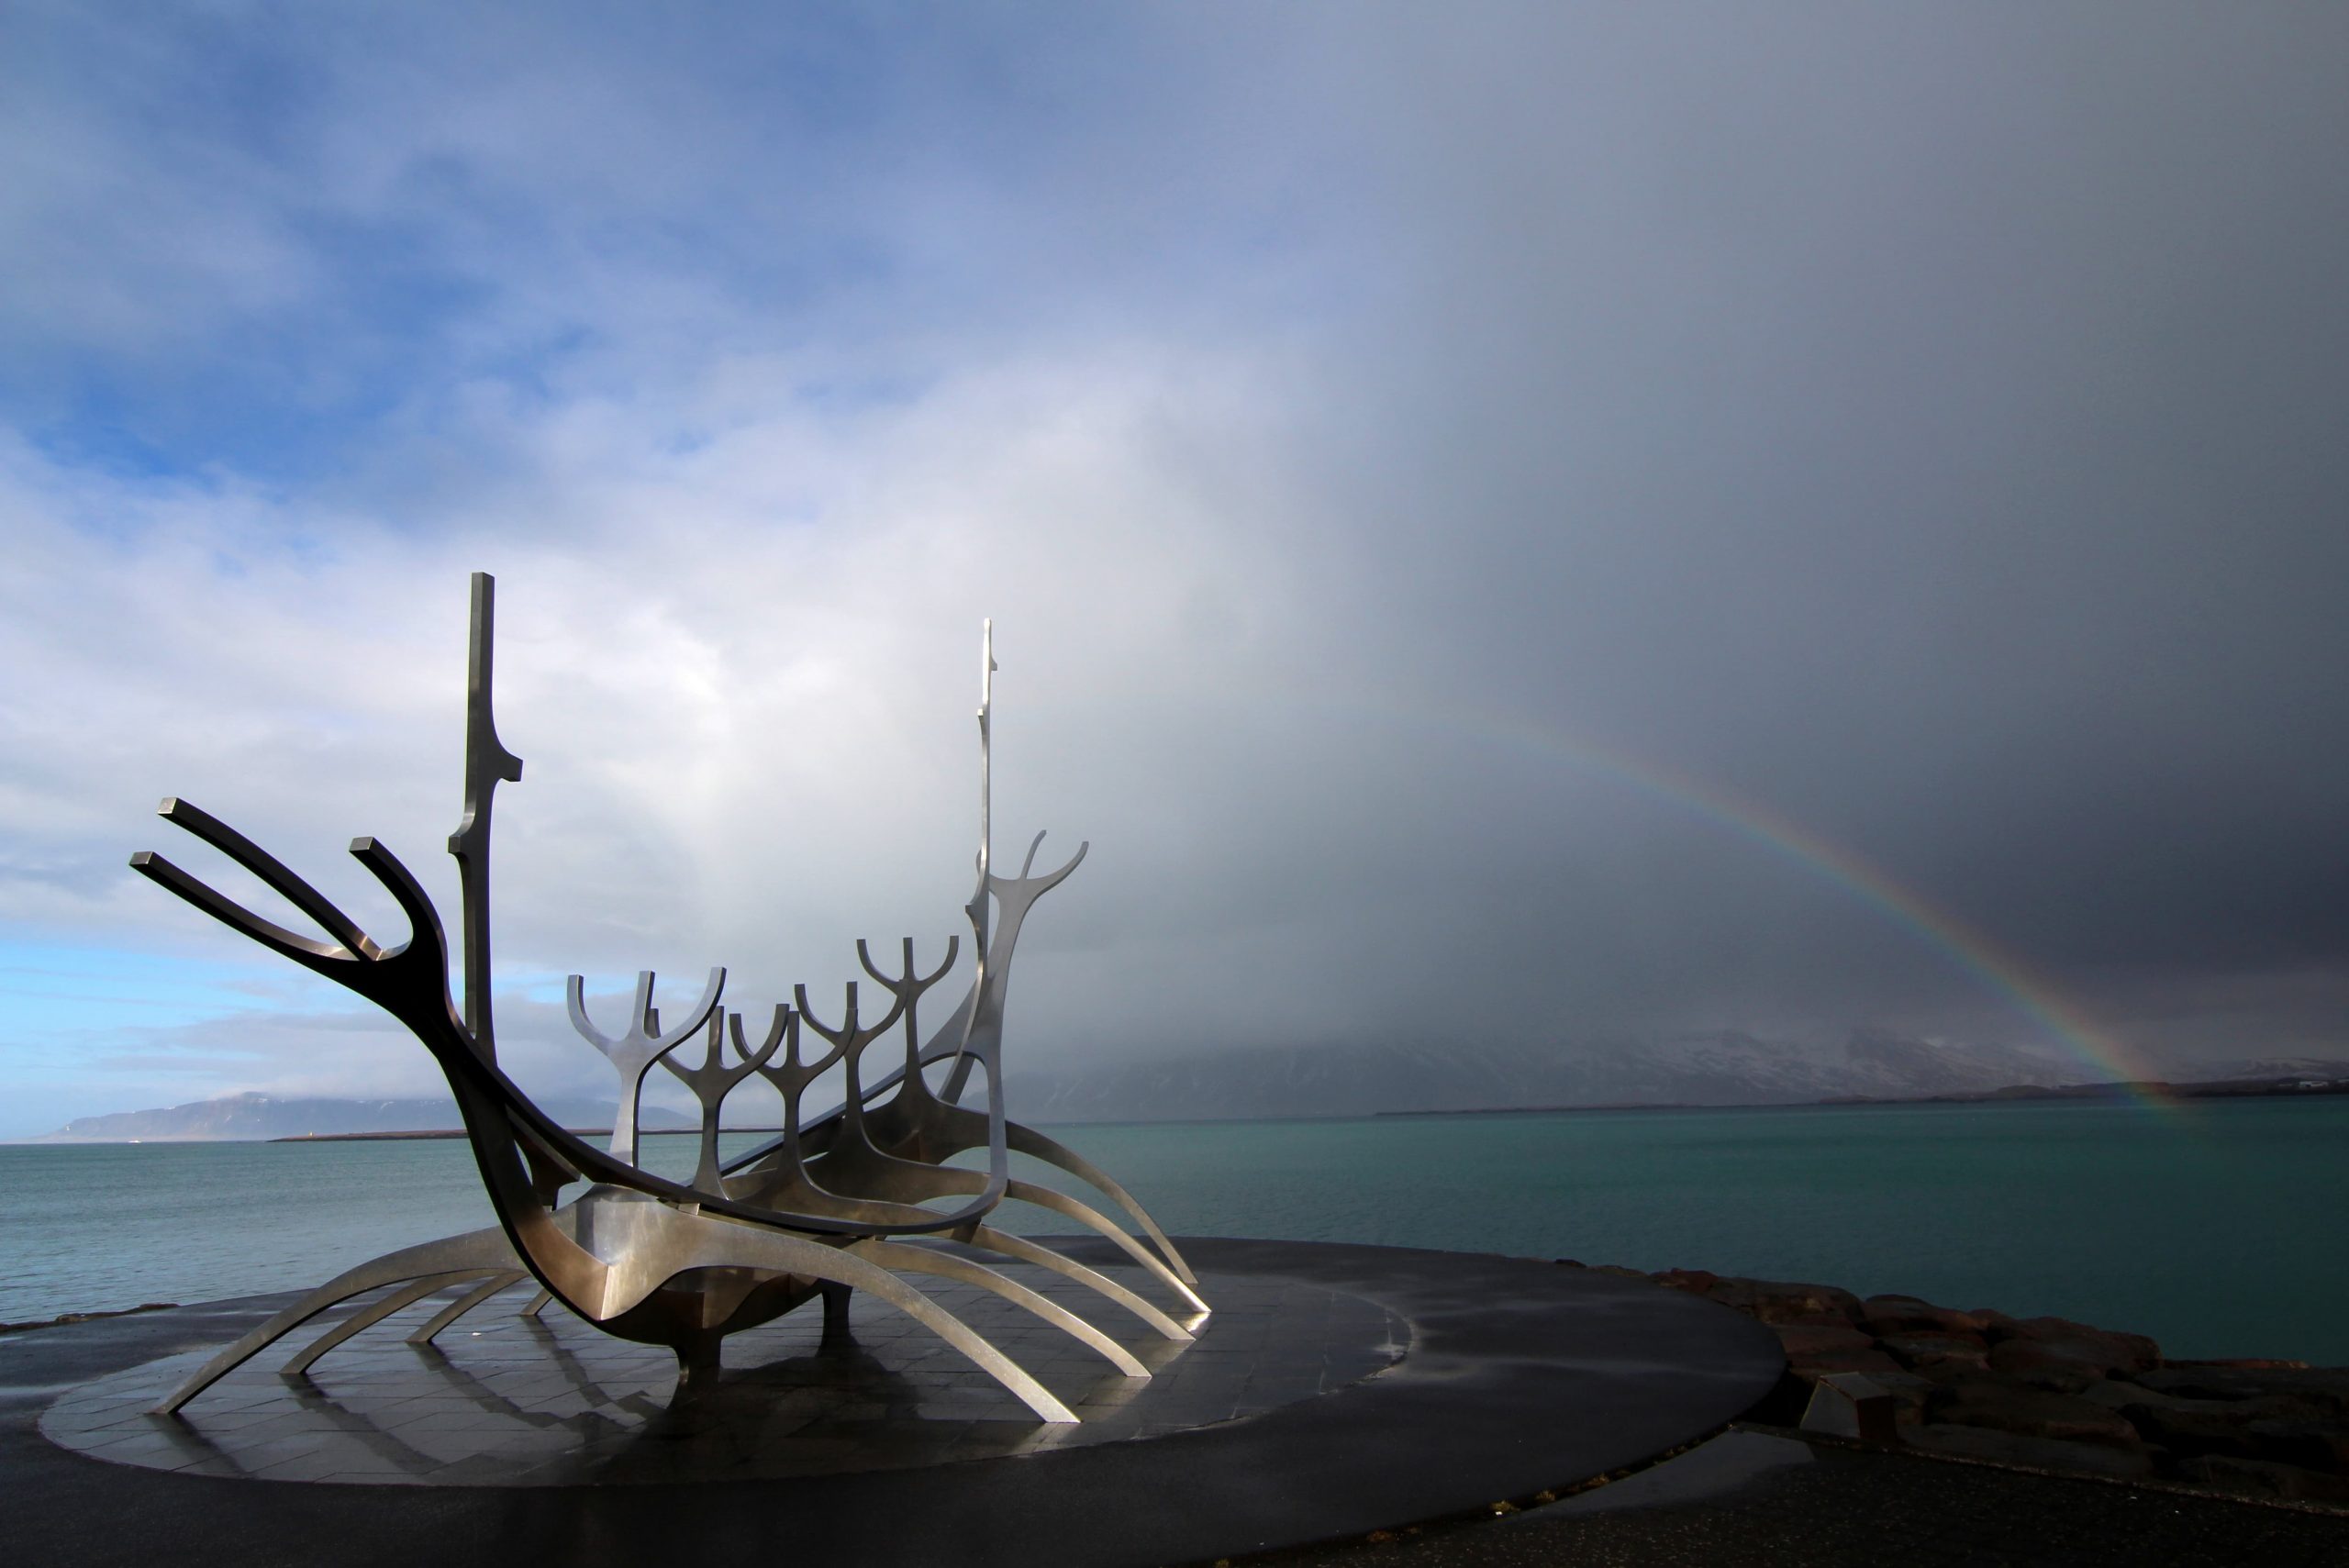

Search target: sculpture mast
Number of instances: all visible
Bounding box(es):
[955,618,996,1075]
[446,573,524,1061]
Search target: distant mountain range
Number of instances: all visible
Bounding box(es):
[28,1040,2349,1140]
[1010,1029,2076,1123]
[31,1091,692,1143]
[1012,1034,2349,1123]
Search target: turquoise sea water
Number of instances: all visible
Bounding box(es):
[2,1097,2342,1363]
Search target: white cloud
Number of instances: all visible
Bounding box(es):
[6,3,2348,1135]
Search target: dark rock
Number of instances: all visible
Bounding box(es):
[2004,1316,2159,1371]
[1988,1337,2118,1393]
[2119,1400,2349,1476]
[1741,1279,1865,1327]
[1769,1308,1863,1329]
[1859,1295,1986,1337]
[2244,1417,2349,1475]
[1968,1307,2021,1338]
[1880,1331,1989,1376]
[1654,1272,1865,1326]
[1650,1268,1721,1296]
[2076,1378,2215,1414]
[1775,1324,1876,1359]
[2172,1453,2349,1505]
[2132,1366,2349,1418]
[1924,1377,2144,1449]
[2125,1402,2267,1462]
[1787,1347,1907,1381]
[1905,1422,2154,1480]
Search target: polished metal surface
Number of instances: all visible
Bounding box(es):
[130,579,1203,1426]
[445,573,522,1063]
[564,967,728,1167]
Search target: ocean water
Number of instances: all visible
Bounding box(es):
[2,1097,2342,1364]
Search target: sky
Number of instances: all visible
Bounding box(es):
[3,3,2346,1138]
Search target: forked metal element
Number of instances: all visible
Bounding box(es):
[659,1003,787,1193]
[565,968,728,1166]
[134,582,1204,1424]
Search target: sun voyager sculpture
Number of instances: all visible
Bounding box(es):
[132,574,1204,1423]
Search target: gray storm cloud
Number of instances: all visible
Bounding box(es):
[2,5,2345,1134]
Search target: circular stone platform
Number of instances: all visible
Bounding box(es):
[44,1264,1407,1485]
[12,1238,1784,1567]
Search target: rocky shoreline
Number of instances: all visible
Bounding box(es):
[0,1301,180,1336]
[1563,1261,2349,1507]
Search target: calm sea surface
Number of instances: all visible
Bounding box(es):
[2,1097,2342,1363]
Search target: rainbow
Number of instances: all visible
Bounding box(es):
[1259,691,2173,1107]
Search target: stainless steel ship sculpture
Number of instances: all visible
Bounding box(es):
[132,575,1204,1422]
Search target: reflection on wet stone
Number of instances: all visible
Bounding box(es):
[41,1267,1405,1487]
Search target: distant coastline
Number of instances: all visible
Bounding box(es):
[267,1128,781,1143]
[1374,1073,2349,1118]
[20,1070,2348,1143]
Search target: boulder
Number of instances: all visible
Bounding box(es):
[1879,1330,1990,1376]
[2172,1453,2349,1505]
[2076,1377,2217,1414]
[2003,1316,2159,1371]
[1988,1337,2116,1393]
[1652,1271,1865,1326]
[2132,1366,2349,1418]
[1775,1324,1876,1360]
[1968,1307,2021,1338]
[2123,1401,2270,1462]
[1904,1423,2154,1480]
[1650,1268,1721,1296]
[1787,1346,1907,1382]
[1742,1279,1865,1327]
[1770,1309,1865,1329]
[1859,1295,1986,1337]
[1923,1377,2144,1449]
[2243,1417,2349,1475]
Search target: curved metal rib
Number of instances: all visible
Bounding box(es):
[719,1144,1188,1342]
[844,1157,1210,1318]
[995,1178,1209,1316]
[408,1272,530,1345]
[850,1240,1149,1377]
[583,1209,1078,1422]
[1005,1121,1201,1286]
[284,1271,495,1374]
[963,1225,1193,1341]
[153,1228,522,1414]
